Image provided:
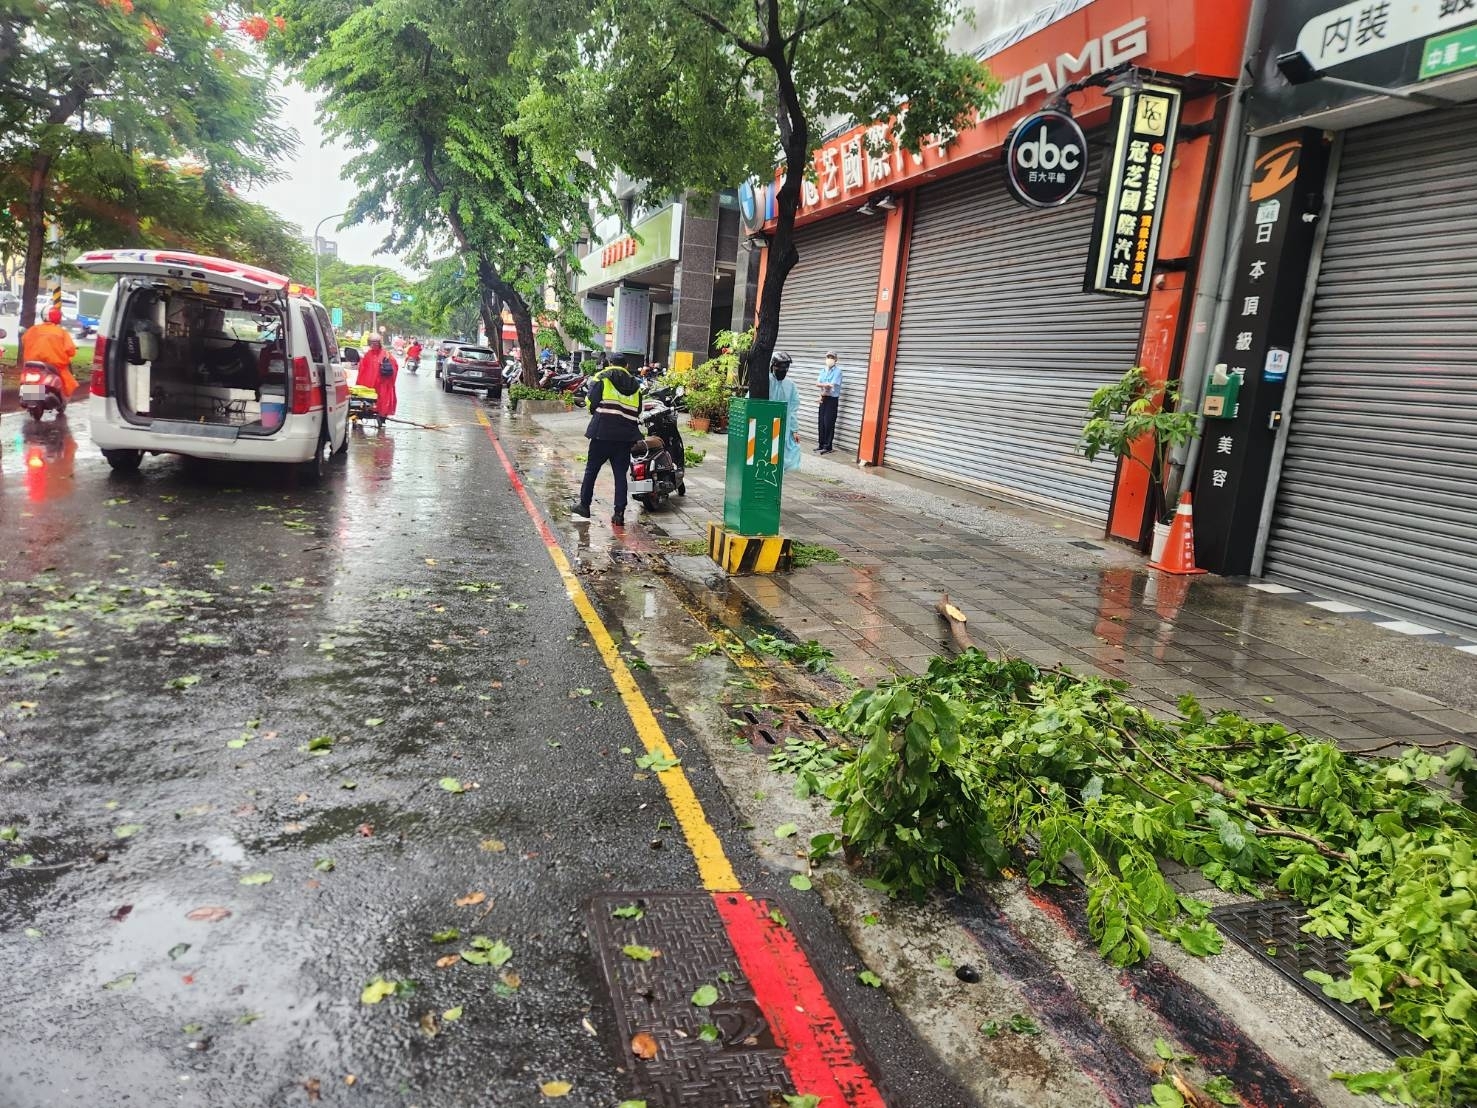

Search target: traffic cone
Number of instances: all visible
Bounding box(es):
[1147,492,1207,575]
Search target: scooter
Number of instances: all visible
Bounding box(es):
[628,396,686,510]
[406,354,420,374]
[19,360,68,422]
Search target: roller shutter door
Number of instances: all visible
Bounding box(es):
[1263,114,1477,635]
[774,218,886,455]
[885,160,1145,518]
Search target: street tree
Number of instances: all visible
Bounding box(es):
[0,0,292,324]
[272,0,602,378]
[524,0,995,395]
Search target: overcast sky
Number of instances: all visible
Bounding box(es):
[244,80,406,272]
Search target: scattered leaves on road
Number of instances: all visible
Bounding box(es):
[435,955,462,969]
[622,944,658,961]
[454,891,486,907]
[0,826,20,841]
[113,824,144,839]
[439,777,467,794]
[442,1006,463,1021]
[8,854,35,868]
[690,985,718,1008]
[634,751,680,772]
[459,937,512,967]
[611,904,644,920]
[630,1032,659,1060]
[314,858,335,872]
[165,675,201,691]
[236,1012,263,1025]
[186,906,231,922]
[858,971,882,988]
[698,1024,720,1042]
[789,874,812,891]
[360,978,411,1005]
[364,718,384,727]
[239,872,273,886]
[539,1081,572,1098]
[168,943,191,961]
[431,928,460,943]
[774,823,798,839]
[110,905,133,923]
[480,839,506,853]
[102,973,137,991]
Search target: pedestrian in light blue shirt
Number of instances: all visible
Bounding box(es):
[815,351,842,454]
[770,351,802,472]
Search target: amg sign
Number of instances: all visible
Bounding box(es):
[983,18,1151,121]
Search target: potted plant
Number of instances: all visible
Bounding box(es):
[1079,366,1198,561]
[678,328,755,433]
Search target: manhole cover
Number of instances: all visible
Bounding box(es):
[1068,540,1101,551]
[730,705,833,752]
[1211,900,1427,1058]
[818,490,869,503]
[589,892,787,1105]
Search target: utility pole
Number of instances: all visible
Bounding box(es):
[312,212,346,296]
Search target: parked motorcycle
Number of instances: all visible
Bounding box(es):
[19,360,68,422]
[628,396,686,510]
[641,382,688,413]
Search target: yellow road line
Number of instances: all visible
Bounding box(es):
[476,408,740,892]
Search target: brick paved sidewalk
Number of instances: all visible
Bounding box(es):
[528,411,1477,753]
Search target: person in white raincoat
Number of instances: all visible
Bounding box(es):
[769,351,802,472]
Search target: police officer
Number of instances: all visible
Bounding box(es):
[571,353,642,527]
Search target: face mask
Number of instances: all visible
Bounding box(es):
[825,358,836,367]
[774,366,789,380]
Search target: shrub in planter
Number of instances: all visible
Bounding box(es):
[1079,366,1198,526]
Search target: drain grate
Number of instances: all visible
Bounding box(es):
[729,704,833,752]
[588,892,789,1105]
[1211,899,1427,1058]
[818,490,870,503]
[1068,540,1101,551]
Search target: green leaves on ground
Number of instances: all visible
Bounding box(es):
[774,823,798,839]
[164,675,201,691]
[0,827,18,841]
[238,872,273,886]
[634,752,680,772]
[611,904,644,920]
[8,854,36,868]
[783,1095,822,1108]
[698,1024,720,1042]
[306,735,334,753]
[789,874,812,891]
[690,984,718,1008]
[621,945,657,962]
[773,648,1477,1104]
[746,634,833,674]
[361,977,414,1005]
[857,971,882,988]
[442,1006,463,1022]
[315,858,335,872]
[439,777,467,793]
[102,973,137,991]
[431,928,461,944]
[113,824,144,839]
[459,937,512,967]
[981,1014,1040,1038]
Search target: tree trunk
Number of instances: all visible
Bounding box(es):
[20,150,53,329]
[746,56,810,402]
[478,287,501,354]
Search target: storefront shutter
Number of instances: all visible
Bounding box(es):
[773,218,887,454]
[884,159,1146,518]
[1263,113,1477,635]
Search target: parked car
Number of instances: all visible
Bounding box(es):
[75,249,352,477]
[441,345,504,395]
[434,338,470,377]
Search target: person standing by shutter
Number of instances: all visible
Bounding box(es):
[814,351,842,455]
[571,355,642,527]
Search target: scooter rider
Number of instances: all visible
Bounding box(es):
[21,308,79,398]
[571,353,642,527]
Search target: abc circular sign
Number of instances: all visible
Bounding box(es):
[1004,110,1089,209]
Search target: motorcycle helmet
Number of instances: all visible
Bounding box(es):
[771,350,792,380]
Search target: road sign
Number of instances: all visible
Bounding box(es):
[406,294,415,303]
[1420,23,1477,78]
[364,301,383,313]
[390,291,403,304]
[331,307,343,328]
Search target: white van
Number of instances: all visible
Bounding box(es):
[77,250,352,476]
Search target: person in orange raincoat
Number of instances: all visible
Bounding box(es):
[20,308,79,397]
[354,335,398,419]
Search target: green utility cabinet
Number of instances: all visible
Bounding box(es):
[723,397,788,535]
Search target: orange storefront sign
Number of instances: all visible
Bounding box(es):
[601,237,639,268]
[781,0,1248,224]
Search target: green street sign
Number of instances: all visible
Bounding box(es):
[331,307,343,328]
[1420,24,1477,79]
[364,301,383,313]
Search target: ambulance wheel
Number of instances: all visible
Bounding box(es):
[103,449,143,473]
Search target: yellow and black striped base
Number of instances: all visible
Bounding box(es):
[706,522,793,575]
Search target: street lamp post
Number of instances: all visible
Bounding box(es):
[312,212,346,295]
[370,270,383,334]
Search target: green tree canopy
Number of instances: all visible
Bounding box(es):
[1,0,293,323]
[522,0,996,393]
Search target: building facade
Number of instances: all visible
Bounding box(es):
[1193,0,1477,637]
[746,0,1251,537]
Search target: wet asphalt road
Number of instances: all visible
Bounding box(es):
[0,376,964,1107]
